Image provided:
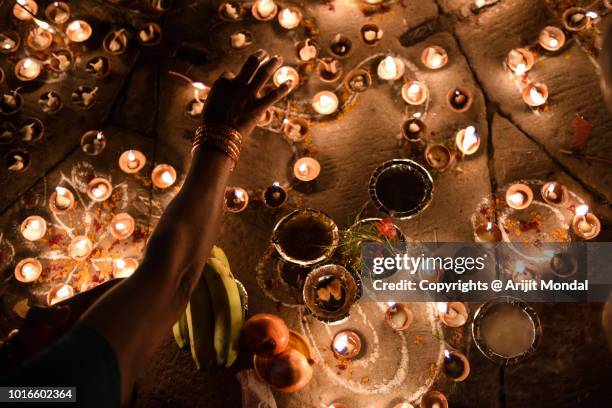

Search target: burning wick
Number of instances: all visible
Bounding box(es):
[127,151,139,169]
[69,236,93,260]
[437,302,467,327]
[385,302,413,331]
[332,330,361,360]
[278,8,301,30]
[312,91,339,115]
[456,126,480,155]
[21,216,47,241]
[377,55,404,80]
[54,187,72,210]
[15,258,42,282]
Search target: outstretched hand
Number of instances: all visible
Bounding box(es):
[203,50,292,137]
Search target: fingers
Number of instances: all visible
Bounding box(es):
[255,82,292,111]
[249,55,283,93]
[235,50,268,85]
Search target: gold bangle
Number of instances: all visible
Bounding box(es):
[191,124,243,169]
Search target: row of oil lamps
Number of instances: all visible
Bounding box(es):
[326,301,468,408]
[475,181,601,242]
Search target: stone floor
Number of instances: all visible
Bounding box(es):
[1,0,611,407]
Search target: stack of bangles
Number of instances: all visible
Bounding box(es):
[192,124,243,170]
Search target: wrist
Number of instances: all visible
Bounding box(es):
[192,124,243,170]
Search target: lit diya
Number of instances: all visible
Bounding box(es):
[312,91,339,115]
[317,58,343,83]
[252,0,278,21]
[225,187,249,213]
[277,7,302,30]
[442,349,470,382]
[19,117,44,142]
[385,302,414,331]
[45,2,71,24]
[272,209,339,266]
[293,157,321,182]
[273,66,299,90]
[562,7,591,31]
[80,130,107,155]
[402,118,427,143]
[109,213,136,240]
[218,1,244,21]
[113,258,139,278]
[345,68,372,93]
[0,30,21,54]
[472,297,541,364]
[425,144,454,171]
[85,56,112,79]
[474,222,502,243]
[401,80,429,105]
[39,91,62,114]
[332,330,362,359]
[522,83,548,107]
[420,390,448,408]
[14,258,42,283]
[230,30,253,50]
[377,55,404,80]
[506,48,534,75]
[283,117,309,142]
[137,23,162,46]
[421,45,448,69]
[68,236,93,261]
[437,302,468,327]
[1,90,23,115]
[103,29,129,54]
[47,283,74,305]
[151,164,177,189]
[262,182,288,208]
[455,126,480,155]
[360,23,383,46]
[296,39,317,62]
[369,159,434,219]
[447,87,473,112]
[49,50,75,73]
[20,215,47,241]
[549,252,578,278]
[87,178,113,202]
[329,34,352,58]
[71,86,98,109]
[540,181,568,206]
[571,204,601,240]
[303,264,359,323]
[66,20,92,43]
[49,186,75,213]
[15,58,42,81]
[6,150,30,173]
[505,183,533,210]
[27,27,53,51]
[538,26,566,51]
[119,150,146,173]
[13,0,38,21]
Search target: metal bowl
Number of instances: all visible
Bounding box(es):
[303,264,360,323]
[369,159,434,219]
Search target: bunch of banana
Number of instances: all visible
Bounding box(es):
[172,246,246,369]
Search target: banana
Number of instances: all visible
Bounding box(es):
[186,275,216,370]
[172,312,188,349]
[202,257,243,368]
[210,245,230,270]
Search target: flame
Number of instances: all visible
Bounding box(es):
[34,18,55,33]
[68,21,82,31]
[161,170,174,184]
[576,204,589,216]
[320,94,334,109]
[56,285,71,298]
[586,11,598,19]
[29,219,40,230]
[23,58,34,69]
[462,126,478,151]
[436,302,449,314]
[298,163,309,175]
[382,56,397,76]
[115,222,126,231]
[333,334,349,353]
[486,222,494,231]
[407,83,421,97]
[444,349,451,359]
[529,86,546,105]
[55,186,67,196]
[234,189,245,200]
[115,259,126,269]
[515,260,526,274]
[508,192,525,206]
[75,238,88,250]
[127,150,136,162]
[192,82,206,90]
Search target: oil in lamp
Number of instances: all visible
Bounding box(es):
[278,7,301,30]
[455,126,480,155]
[119,150,146,173]
[385,302,414,331]
[571,204,601,240]
[151,164,177,189]
[21,216,47,241]
[437,302,468,327]
[66,20,92,43]
[87,178,113,202]
[421,45,448,69]
[377,55,404,80]
[538,26,565,51]
[49,186,75,213]
[293,157,321,182]
[505,183,533,210]
[312,91,339,115]
[401,81,428,105]
[332,330,361,360]
[15,58,41,81]
[69,236,93,261]
[15,258,42,283]
[109,213,136,240]
[225,187,249,213]
[252,0,277,21]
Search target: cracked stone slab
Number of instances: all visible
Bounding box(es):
[454,0,612,203]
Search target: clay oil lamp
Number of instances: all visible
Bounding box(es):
[329,34,352,58]
[137,23,162,46]
[20,216,47,241]
[6,150,31,173]
[38,91,62,114]
[421,45,448,69]
[47,284,74,305]
[312,91,339,115]
[540,181,568,206]
[71,86,98,109]
[252,0,278,21]
[538,26,566,51]
[13,0,38,21]
[385,302,414,331]
[562,7,591,32]
[218,1,244,21]
[283,117,309,142]
[49,186,75,213]
[87,178,113,202]
[68,236,93,261]
[571,204,601,240]
[293,157,321,182]
[230,30,253,50]
[420,391,448,408]
[360,23,383,46]
[15,58,42,81]
[80,130,106,155]
[425,144,454,171]
[368,159,434,219]
[345,68,372,93]
[447,86,473,113]
[402,118,427,143]
[442,349,470,382]
[475,221,502,243]
[273,66,299,91]
[225,187,249,213]
[473,297,541,364]
[119,150,146,173]
[377,55,404,80]
[332,330,362,360]
[505,183,533,210]
[19,117,44,142]
[151,164,177,189]
[49,49,75,73]
[262,182,288,208]
[66,20,92,43]
[45,2,71,24]
[437,302,468,327]
[0,30,21,54]
[103,29,128,54]
[506,48,534,75]
[1,91,24,115]
[296,38,317,62]
[277,7,302,30]
[317,58,343,83]
[549,252,578,278]
[109,213,136,240]
[511,260,537,283]
[14,258,43,283]
[402,80,429,106]
[455,125,480,156]
[27,27,53,51]
[113,258,139,278]
[303,264,358,323]
[272,209,339,266]
[85,56,112,79]
[522,83,548,107]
